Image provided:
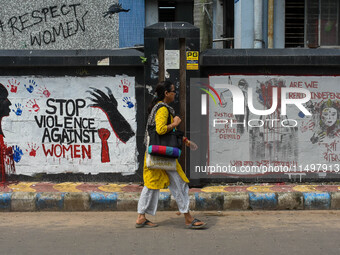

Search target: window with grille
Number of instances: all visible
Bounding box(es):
[285,0,305,48]
[306,0,340,47]
[286,0,340,48]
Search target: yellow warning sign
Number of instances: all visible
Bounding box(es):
[186,51,199,70]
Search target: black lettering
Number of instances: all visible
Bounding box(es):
[74,118,81,129]
[46,98,57,114]
[19,13,33,30]
[75,99,86,116]
[43,30,52,44]
[88,118,95,129]
[50,6,60,18]
[55,99,67,115]
[83,130,90,143]
[30,32,41,46]
[61,129,71,143]
[46,115,55,128]
[51,128,61,143]
[74,129,82,143]
[64,117,72,128]
[31,10,43,26]
[34,115,45,128]
[89,130,97,143]
[69,3,81,17]
[76,11,88,32]
[8,16,21,35]
[66,21,76,37]
[65,99,76,116]
[81,118,89,129]
[60,5,70,16]
[41,7,49,22]
[67,129,74,144]
[42,128,51,143]
[0,20,4,32]
[52,23,65,41]
[55,115,63,127]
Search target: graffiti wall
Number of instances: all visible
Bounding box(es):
[208,75,340,177]
[0,76,137,176]
[0,0,140,49]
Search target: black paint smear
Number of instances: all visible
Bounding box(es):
[87,87,135,143]
[0,83,11,136]
[103,3,130,18]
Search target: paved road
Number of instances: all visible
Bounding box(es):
[0,211,339,255]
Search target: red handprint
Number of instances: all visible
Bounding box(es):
[119,79,130,93]
[7,78,20,93]
[37,86,51,98]
[26,143,39,157]
[301,120,315,133]
[26,99,40,112]
[335,129,340,138]
[98,128,111,163]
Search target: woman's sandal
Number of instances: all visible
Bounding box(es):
[186,218,207,229]
[135,219,158,228]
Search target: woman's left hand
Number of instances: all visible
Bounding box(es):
[185,140,198,151]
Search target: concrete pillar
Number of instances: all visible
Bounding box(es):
[262,0,268,48]
[254,0,263,48]
[234,0,254,48]
[274,0,285,48]
[194,0,213,51]
[145,0,158,27]
[268,0,274,48]
[213,0,224,49]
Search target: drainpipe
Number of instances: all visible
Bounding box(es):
[254,0,263,48]
[268,0,274,48]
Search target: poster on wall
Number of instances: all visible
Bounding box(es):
[191,75,340,179]
[0,75,137,176]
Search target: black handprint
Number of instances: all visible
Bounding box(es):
[310,131,326,144]
[87,87,135,143]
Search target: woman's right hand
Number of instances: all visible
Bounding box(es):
[173,116,181,127]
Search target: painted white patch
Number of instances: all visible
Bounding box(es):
[208,75,340,174]
[97,58,110,66]
[145,85,153,95]
[0,76,137,176]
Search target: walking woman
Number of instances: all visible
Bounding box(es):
[136,81,206,229]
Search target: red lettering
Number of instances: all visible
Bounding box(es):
[63,145,72,157]
[304,81,317,88]
[82,145,91,159]
[74,145,81,158]
[54,144,63,158]
[290,81,297,87]
[42,144,53,156]
[42,144,91,159]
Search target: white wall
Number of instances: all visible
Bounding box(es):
[145,0,158,26]
[208,74,340,178]
[0,75,137,176]
[213,0,224,49]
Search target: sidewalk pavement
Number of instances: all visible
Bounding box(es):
[1,182,340,211]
